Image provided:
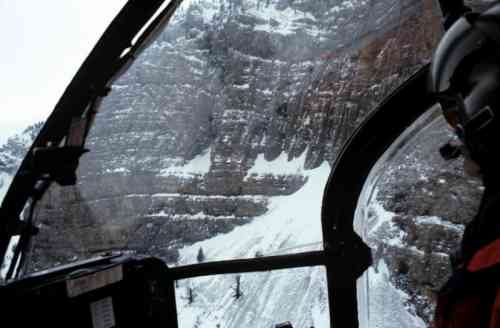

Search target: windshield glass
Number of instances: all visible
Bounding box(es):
[355,106,484,327]
[19,0,442,276]
[177,266,330,328]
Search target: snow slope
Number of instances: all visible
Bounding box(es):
[173,152,428,328]
[245,149,307,180]
[175,160,331,328]
[179,160,327,262]
[0,172,13,204]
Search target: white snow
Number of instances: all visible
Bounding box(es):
[248,3,317,36]
[260,88,273,96]
[160,148,212,178]
[0,236,19,282]
[245,149,308,180]
[176,265,330,328]
[175,161,331,328]
[104,167,130,174]
[311,299,329,328]
[0,172,13,204]
[357,260,426,328]
[184,54,205,65]
[0,126,38,204]
[152,193,267,202]
[360,196,408,248]
[233,83,250,90]
[0,152,17,163]
[147,210,238,221]
[124,194,150,199]
[114,107,133,115]
[416,216,464,232]
[174,0,220,24]
[180,161,328,262]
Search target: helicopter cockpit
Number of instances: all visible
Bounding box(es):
[0,1,493,327]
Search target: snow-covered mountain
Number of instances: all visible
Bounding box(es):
[0,122,43,203]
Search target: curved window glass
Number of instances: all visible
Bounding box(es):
[19,0,443,275]
[355,106,484,327]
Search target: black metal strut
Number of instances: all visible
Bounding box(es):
[438,0,471,29]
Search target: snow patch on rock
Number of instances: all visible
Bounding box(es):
[160,148,212,178]
[245,149,308,180]
[249,3,318,36]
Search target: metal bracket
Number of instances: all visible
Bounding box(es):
[31,146,89,186]
[438,0,471,30]
[0,218,38,237]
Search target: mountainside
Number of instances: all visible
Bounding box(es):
[30,0,441,264]
[355,112,484,325]
[0,122,43,203]
[176,162,330,328]
[9,0,473,327]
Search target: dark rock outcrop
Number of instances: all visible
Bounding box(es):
[364,116,484,323]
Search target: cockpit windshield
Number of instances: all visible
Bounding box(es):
[22,0,442,274]
[2,0,450,327]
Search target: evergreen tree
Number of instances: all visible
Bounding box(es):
[187,287,195,305]
[197,247,205,263]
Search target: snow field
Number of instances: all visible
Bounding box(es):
[175,155,331,328]
[0,172,12,204]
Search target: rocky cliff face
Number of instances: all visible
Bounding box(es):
[28,0,442,269]
[356,112,484,325]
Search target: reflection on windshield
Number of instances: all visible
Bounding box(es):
[355,107,484,327]
[23,0,441,281]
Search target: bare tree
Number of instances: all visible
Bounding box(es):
[181,286,195,305]
[232,275,243,300]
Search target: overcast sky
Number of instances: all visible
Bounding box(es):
[0,1,128,144]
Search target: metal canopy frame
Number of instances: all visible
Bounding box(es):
[321,65,435,326]
[0,1,441,327]
[0,0,184,260]
[437,0,470,29]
